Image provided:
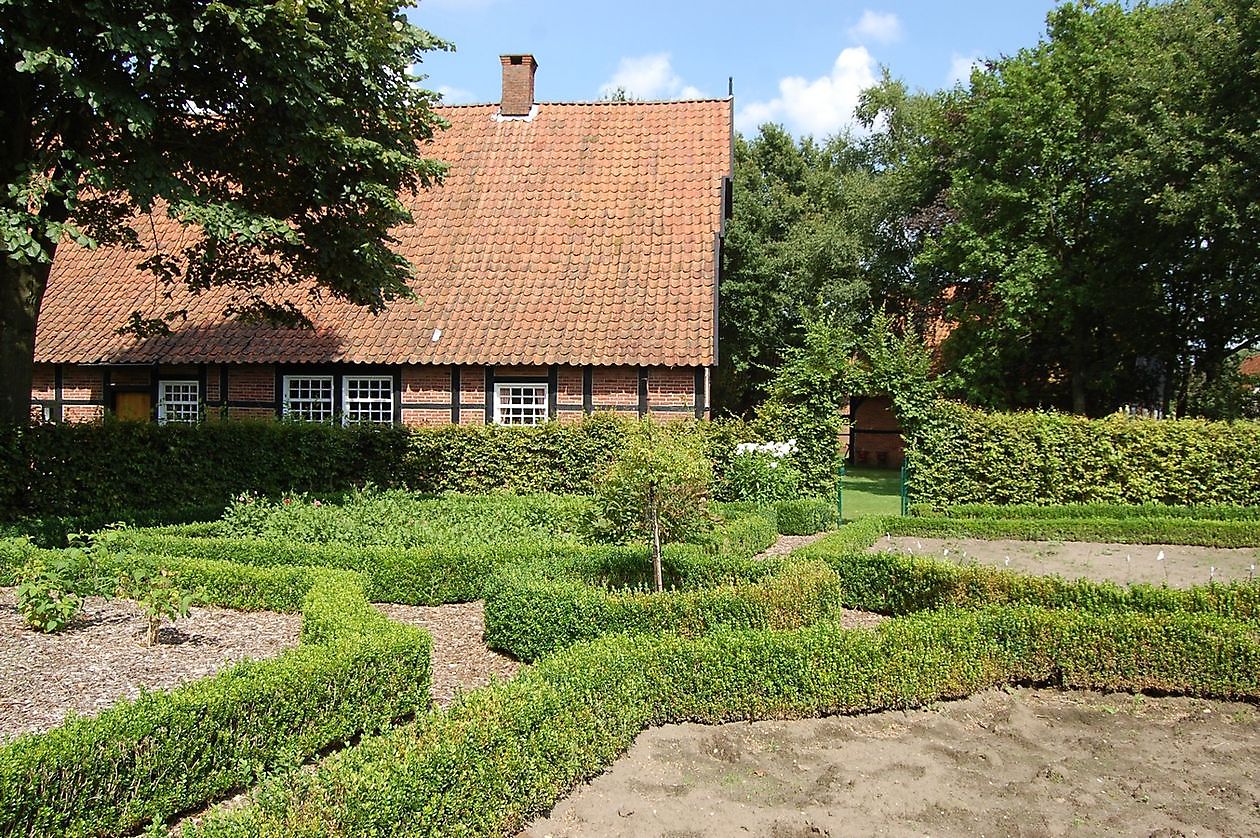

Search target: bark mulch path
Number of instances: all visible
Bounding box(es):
[375,600,521,707]
[753,532,887,630]
[0,588,302,743]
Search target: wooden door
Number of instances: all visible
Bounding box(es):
[114,392,152,421]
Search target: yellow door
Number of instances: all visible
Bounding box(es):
[114,392,152,421]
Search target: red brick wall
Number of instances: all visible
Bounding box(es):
[647,366,696,417]
[227,365,275,403]
[556,365,583,410]
[459,365,485,414]
[63,405,104,422]
[592,366,638,415]
[205,365,221,403]
[62,366,103,402]
[402,365,450,404]
[227,406,275,420]
[402,408,450,426]
[31,364,55,401]
[112,368,151,387]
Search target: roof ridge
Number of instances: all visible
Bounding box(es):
[435,98,731,109]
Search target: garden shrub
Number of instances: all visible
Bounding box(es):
[886,512,1260,548]
[0,555,432,838]
[185,607,1260,837]
[773,499,836,535]
[717,443,802,505]
[908,401,1260,507]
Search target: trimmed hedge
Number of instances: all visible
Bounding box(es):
[886,513,1260,548]
[98,510,779,607]
[908,401,1260,507]
[1,414,761,522]
[799,518,1260,621]
[0,504,227,548]
[0,554,433,838]
[909,502,1260,521]
[773,498,836,535]
[185,606,1260,837]
[483,555,843,661]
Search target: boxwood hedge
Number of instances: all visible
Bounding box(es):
[0,551,432,838]
[185,606,1260,837]
[799,517,1260,621]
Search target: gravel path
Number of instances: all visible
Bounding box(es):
[0,588,301,742]
[375,600,521,707]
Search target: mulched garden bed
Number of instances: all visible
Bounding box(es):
[0,588,302,742]
[375,601,522,707]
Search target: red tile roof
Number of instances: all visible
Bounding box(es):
[1242,353,1260,377]
[35,99,732,368]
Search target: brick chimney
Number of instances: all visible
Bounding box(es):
[499,54,537,116]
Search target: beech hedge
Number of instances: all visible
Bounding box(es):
[0,554,432,838]
[908,402,1260,507]
[185,607,1260,837]
[1,414,764,523]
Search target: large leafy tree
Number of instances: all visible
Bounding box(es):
[0,0,448,427]
[922,0,1259,415]
[716,125,874,415]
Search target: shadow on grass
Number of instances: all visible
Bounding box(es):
[841,466,902,521]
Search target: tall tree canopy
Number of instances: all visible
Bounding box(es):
[0,0,448,427]
[724,0,1259,419]
[921,0,1260,415]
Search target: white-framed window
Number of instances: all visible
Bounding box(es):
[283,375,334,421]
[343,375,394,425]
[157,380,200,424]
[495,383,549,425]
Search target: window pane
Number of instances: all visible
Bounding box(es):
[285,376,334,421]
[158,381,199,424]
[496,383,547,425]
[344,376,393,425]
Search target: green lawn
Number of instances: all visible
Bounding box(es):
[840,466,903,521]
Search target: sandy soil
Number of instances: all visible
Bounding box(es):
[521,687,1260,838]
[0,589,301,741]
[876,537,1260,588]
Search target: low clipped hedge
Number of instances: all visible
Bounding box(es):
[883,512,1260,548]
[186,606,1260,837]
[908,401,1260,507]
[0,554,433,838]
[799,518,1260,621]
[483,555,843,661]
[0,503,226,548]
[98,511,779,606]
[909,502,1260,521]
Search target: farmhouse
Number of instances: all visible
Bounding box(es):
[31,55,733,427]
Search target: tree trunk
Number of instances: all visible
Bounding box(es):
[649,488,663,593]
[0,258,51,428]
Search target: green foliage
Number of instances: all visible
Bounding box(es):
[14,556,81,632]
[773,499,836,536]
[117,563,201,646]
[909,502,1260,522]
[717,446,801,504]
[0,419,411,521]
[591,421,714,547]
[219,487,590,548]
[919,0,1260,415]
[798,517,1260,621]
[1,0,450,426]
[908,401,1260,507]
[183,607,1260,837]
[0,561,431,838]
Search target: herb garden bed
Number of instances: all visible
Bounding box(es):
[878,536,1260,588]
[520,686,1260,837]
[0,589,301,741]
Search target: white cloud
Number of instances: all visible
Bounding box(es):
[599,53,703,100]
[735,47,878,138]
[847,10,902,44]
[435,84,476,104]
[947,53,981,86]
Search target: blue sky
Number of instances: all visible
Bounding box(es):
[408,0,1062,138]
